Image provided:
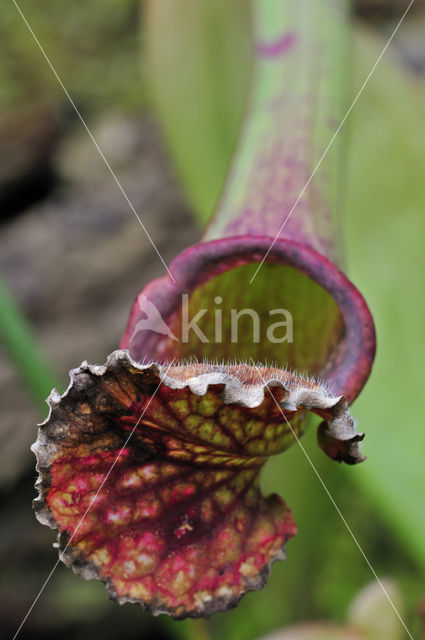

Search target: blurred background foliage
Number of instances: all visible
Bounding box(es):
[1,0,142,112]
[1,1,424,640]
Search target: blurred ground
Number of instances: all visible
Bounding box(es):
[1,1,425,639]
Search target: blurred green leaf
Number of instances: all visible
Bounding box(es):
[0,275,60,406]
[145,0,252,224]
[345,27,425,573]
[3,1,142,112]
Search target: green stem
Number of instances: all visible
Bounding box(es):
[161,618,211,640]
[206,0,349,266]
[188,620,210,640]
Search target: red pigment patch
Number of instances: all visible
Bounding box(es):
[33,351,362,617]
[255,32,297,58]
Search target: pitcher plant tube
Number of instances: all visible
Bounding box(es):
[32,0,375,620]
